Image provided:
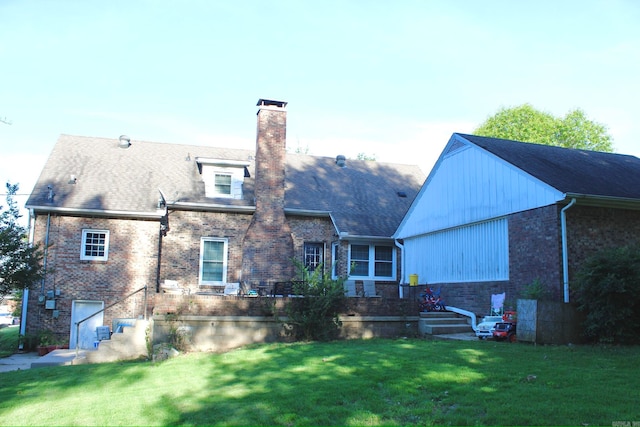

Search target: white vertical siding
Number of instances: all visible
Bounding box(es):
[403,218,509,284]
[395,138,562,239]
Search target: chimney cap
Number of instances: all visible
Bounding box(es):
[257,99,287,108]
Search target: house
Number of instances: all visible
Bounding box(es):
[23,99,425,348]
[395,133,640,317]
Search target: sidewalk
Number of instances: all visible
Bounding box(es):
[0,349,87,373]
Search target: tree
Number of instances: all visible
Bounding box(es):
[0,183,44,304]
[356,152,376,161]
[474,104,614,152]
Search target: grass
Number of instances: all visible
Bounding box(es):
[0,326,20,358]
[0,329,639,426]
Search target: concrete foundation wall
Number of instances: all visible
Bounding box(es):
[152,315,420,352]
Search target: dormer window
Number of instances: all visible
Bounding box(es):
[214,173,232,195]
[196,157,250,199]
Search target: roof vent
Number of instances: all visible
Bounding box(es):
[336,155,346,168]
[118,135,131,149]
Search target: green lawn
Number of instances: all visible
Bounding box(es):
[0,326,20,358]
[0,327,638,426]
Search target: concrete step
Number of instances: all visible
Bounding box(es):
[421,323,474,335]
[418,311,473,336]
[420,317,469,325]
[86,320,149,364]
[419,311,456,318]
[30,349,87,368]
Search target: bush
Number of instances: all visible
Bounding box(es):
[520,278,551,300]
[284,263,348,341]
[573,245,640,344]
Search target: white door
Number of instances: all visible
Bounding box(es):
[70,300,104,349]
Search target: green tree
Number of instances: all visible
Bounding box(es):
[474,104,613,152]
[0,183,44,304]
[356,152,376,161]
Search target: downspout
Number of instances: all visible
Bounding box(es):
[395,239,405,298]
[561,198,577,303]
[41,213,51,295]
[19,210,38,349]
[155,226,163,293]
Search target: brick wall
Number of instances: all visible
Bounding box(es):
[567,205,640,279]
[27,214,158,341]
[508,205,563,299]
[160,210,252,288]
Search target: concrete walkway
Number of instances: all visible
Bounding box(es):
[0,349,88,373]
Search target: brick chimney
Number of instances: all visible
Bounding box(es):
[241,99,294,286]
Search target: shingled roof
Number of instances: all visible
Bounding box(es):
[26,134,425,238]
[459,133,640,200]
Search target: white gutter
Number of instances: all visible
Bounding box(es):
[561,198,577,303]
[170,202,255,213]
[284,208,332,217]
[26,205,164,219]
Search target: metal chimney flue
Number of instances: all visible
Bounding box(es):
[118,135,131,149]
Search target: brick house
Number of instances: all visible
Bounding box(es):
[395,133,640,317]
[23,99,425,348]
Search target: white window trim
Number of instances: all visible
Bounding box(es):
[331,241,339,280]
[80,229,110,261]
[199,237,229,285]
[213,172,233,197]
[348,243,396,280]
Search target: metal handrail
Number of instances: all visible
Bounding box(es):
[75,286,148,358]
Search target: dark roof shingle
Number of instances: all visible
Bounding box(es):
[26,134,425,238]
[459,133,640,199]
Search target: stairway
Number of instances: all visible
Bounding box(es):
[419,311,473,336]
[76,319,149,364]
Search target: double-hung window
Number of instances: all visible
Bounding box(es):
[80,229,110,261]
[349,243,395,280]
[214,173,232,196]
[199,238,228,284]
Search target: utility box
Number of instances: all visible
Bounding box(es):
[96,326,111,341]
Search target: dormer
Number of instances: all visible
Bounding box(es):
[195,157,251,199]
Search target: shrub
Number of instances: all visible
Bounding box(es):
[284,262,348,341]
[573,245,640,344]
[520,278,551,300]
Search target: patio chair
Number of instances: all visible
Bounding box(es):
[344,280,357,297]
[223,282,240,296]
[363,280,379,297]
[161,280,190,295]
[491,292,506,316]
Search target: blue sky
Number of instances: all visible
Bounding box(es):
[1,1,639,216]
